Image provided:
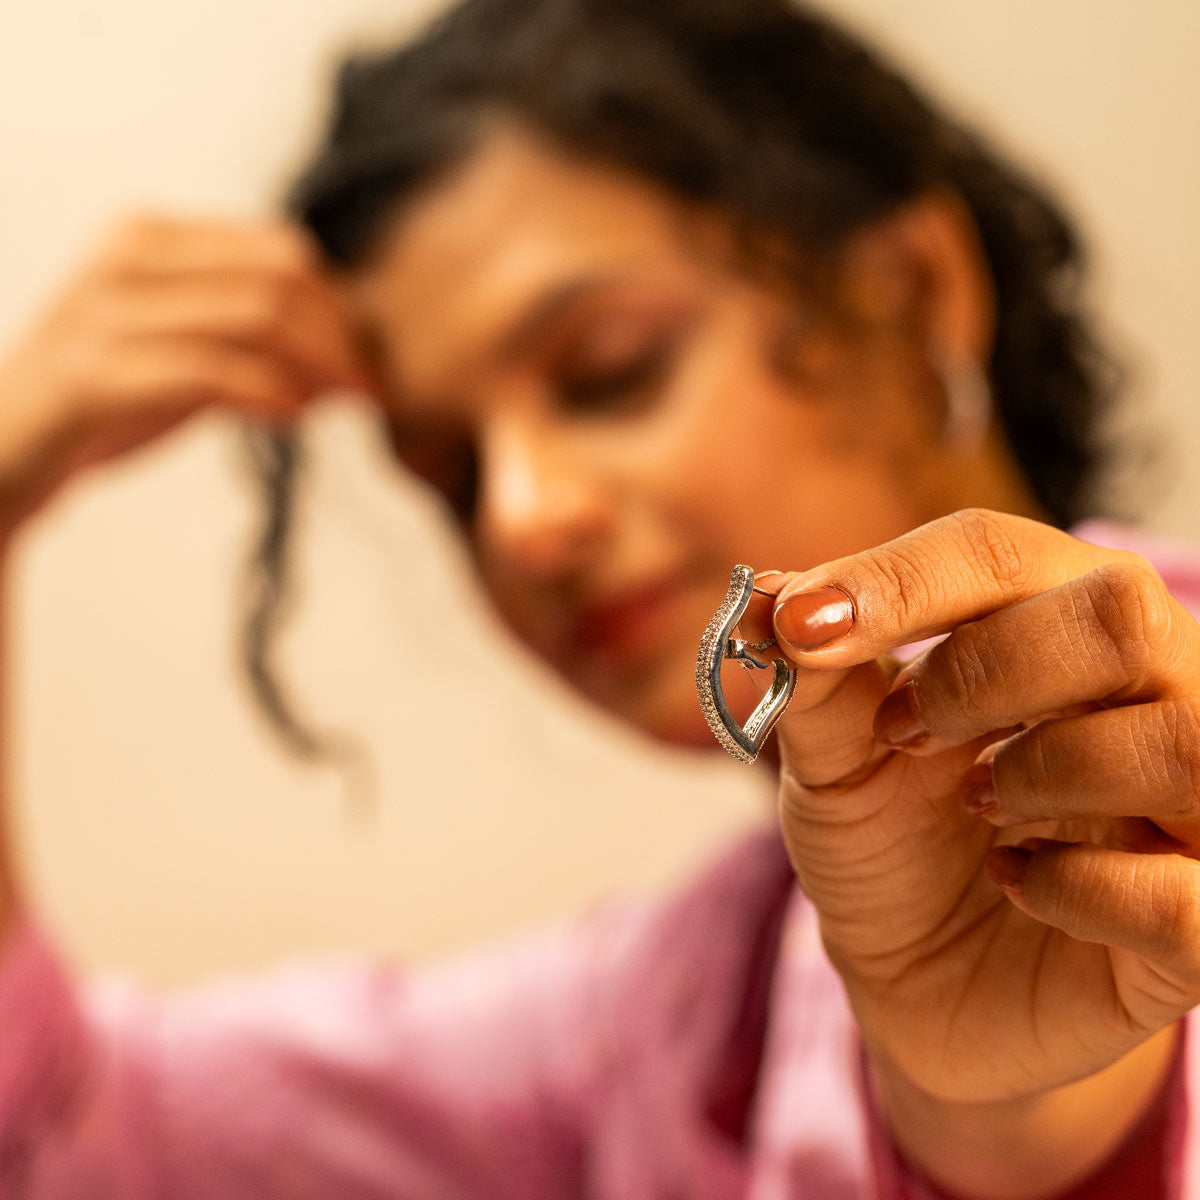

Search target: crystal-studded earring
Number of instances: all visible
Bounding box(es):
[695,565,798,764]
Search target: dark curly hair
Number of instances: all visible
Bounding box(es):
[244,0,1121,755]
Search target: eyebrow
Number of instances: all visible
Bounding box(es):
[494,275,621,362]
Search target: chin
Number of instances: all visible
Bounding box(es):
[631,698,717,749]
[573,659,719,750]
[607,646,775,754]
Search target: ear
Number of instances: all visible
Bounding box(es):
[839,188,997,366]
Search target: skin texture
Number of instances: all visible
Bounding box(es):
[0,126,1198,1198]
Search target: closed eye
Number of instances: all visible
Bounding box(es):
[555,336,677,416]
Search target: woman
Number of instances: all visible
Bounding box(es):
[2,0,1200,1195]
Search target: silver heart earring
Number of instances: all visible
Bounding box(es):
[695,565,798,764]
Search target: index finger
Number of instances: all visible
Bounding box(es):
[770,509,1140,666]
[95,215,322,279]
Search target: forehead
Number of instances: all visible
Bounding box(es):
[348,127,727,396]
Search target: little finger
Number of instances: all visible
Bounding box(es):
[987,839,1200,1010]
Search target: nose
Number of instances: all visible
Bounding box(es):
[476,414,611,578]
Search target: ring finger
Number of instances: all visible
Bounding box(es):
[966,700,1200,839]
[874,561,1200,755]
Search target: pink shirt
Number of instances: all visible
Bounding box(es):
[3,521,1200,1199]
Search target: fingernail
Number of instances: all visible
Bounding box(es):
[961,760,997,816]
[773,585,855,652]
[752,570,788,598]
[984,845,1031,890]
[872,680,929,749]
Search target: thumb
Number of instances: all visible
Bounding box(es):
[739,570,897,787]
[772,658,898,788]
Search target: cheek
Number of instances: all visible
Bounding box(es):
[642,350,934,573]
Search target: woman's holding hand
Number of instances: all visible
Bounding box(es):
[758,508,1200,1197]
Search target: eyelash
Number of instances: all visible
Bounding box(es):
[555,337,677,414]
[396,330,683,522]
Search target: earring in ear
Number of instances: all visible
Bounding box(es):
[933,352,992,453]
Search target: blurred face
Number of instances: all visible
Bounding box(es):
[346,127,994,747]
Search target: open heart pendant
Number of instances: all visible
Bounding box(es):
[695,565,798,764]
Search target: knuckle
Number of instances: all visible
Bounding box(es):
[93,214,172,280]
[937,621,1000,706]
[1151,861,1200,966]
[1050,847,1103,924]
[1023,731,1055,798]
[1083,561,1173,670]
[275,224,319,268]
[136,345,226,403]
[947,508,1031,592]
[254,223,319,279]
[244,276,297,339]
[997,725,1051,799]
[176,346,226,388]
[865,543,933,631]
[1159,698,1200,815]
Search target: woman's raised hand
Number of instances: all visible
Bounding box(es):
[0,216,366,529]
[759,509,1200,1190]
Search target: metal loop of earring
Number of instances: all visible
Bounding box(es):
[696,566,798,764]
[934,351,992,453]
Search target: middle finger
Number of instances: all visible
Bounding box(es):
[874,562,1200,754]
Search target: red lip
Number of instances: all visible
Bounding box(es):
[570,576,686,660]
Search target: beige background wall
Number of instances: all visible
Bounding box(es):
[0,1,1197,987]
